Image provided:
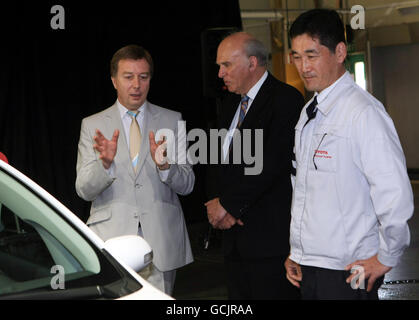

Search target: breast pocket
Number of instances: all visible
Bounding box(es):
[310,124,348,173]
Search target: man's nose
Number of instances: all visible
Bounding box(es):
[302,57,311,73]
[218,66,225,78]
[133,76,140,88]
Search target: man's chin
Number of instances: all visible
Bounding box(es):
[226,86,240,94]
[303,82,317,93]
[128,100,145,110]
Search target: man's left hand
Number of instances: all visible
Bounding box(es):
[215,213,244,230]
[345,254,392,292]
[149,131,170,170]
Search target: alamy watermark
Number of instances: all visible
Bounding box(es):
[50,265,65,290]
[350,5,365,30]
[350,265,366,290]
[49,5,366,31]
[50,5,65,30]
[154,121,264,176]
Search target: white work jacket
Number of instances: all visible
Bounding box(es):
[290,72,414,270]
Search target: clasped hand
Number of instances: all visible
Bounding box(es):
[205,198,244,230]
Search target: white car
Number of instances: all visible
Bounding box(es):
[0,160,171,300]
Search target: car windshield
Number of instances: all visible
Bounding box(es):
[0,166,142,299]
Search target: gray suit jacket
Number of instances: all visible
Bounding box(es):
[75,101,194,272]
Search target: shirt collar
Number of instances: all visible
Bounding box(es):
[314,71,348,115]
[117,99,147,119]
[245,70,268,101]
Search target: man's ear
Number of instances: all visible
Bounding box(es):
[335,42,347,64]
[249,56,258,71]
[111,77,117,90]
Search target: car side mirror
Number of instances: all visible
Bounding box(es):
[104,235,153,272]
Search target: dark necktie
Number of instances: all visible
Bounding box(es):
[304,96,318,128]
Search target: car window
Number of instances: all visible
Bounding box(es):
[0,168,141,299]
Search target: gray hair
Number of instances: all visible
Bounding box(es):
[244,37,268,67]
[221,31,269,67]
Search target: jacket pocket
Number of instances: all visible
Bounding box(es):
[310,124,349,173]
[86,207,112,225]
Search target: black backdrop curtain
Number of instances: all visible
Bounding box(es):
[0,1,242,222]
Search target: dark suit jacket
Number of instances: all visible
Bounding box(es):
[207,73,304,259]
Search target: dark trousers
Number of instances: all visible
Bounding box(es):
[225,247,300,300]
[300,265,384,300]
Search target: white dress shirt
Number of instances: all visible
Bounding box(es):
[108,99,169,180]
[117,99,145,146]
[290,71,414,270]
[223,71,268,160]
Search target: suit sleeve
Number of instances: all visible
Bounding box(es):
[75,118,115,201]
[157,113,195,196]
[219,88,304,220]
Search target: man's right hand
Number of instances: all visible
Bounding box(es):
[284,256,303,288]
[93,129,119,169]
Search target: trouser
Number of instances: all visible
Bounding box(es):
[224,247,300,300]
[300,265,384,300]
[137,226,176,296]
[139,263,176,296]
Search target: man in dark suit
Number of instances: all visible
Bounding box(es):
[205,32,304,299]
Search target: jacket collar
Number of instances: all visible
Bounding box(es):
[316,71,352,116]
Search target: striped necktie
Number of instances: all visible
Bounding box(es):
[303,96,318,128]
[127,110,141,172]
[228,95,250,154]
[237,95,250,128]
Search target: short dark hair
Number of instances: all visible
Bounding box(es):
[110,44,154,77]
[289,9,345,53]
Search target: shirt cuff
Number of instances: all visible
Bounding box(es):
[104,162,116,179]
[158,166,171,181]
[377,251,401,268]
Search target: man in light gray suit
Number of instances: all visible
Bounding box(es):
[75,45,195,295]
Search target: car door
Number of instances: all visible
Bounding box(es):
[0,164,144,299]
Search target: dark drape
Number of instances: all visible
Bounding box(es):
[0,1,242,222]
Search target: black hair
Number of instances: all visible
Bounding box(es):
[289,9,346,53]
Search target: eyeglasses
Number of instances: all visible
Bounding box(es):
[313,133,327,170]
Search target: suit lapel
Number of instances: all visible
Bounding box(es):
[220,73,275,130]
[135,102,158,177]
[223,73,274,163]
[240,73,274,129]
[104,103,137,180]
[220,94,241,129]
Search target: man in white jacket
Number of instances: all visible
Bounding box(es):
[284,9,414,299]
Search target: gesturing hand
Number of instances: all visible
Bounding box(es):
[93,129,119,169]
[149,131,170,170]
